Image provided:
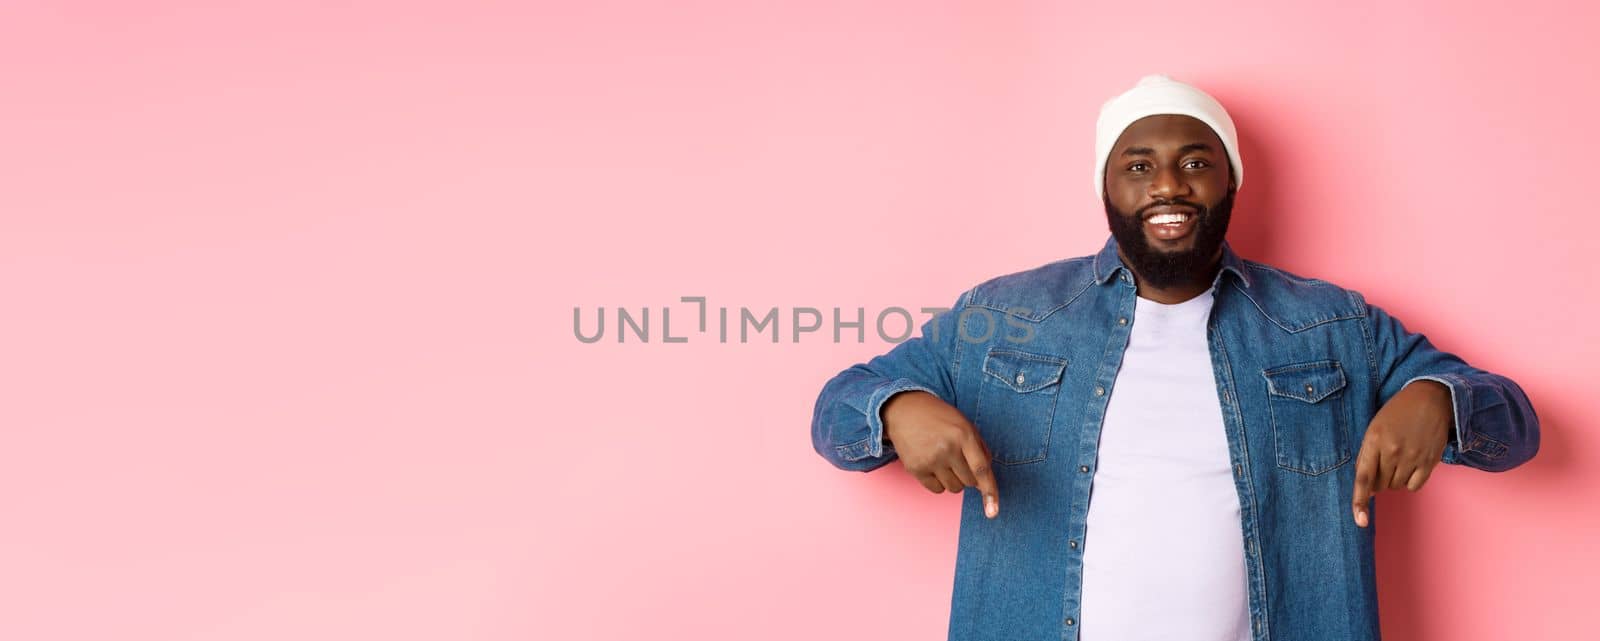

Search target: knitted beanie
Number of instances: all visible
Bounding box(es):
[1094,74,1243,200]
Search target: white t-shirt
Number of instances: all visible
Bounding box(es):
[1078,288,1250,641]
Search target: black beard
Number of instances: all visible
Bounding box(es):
[1103,188,1234,290]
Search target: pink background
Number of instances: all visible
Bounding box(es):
[2,1,1595,639]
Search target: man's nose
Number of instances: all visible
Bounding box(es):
[1148,167,1190,200]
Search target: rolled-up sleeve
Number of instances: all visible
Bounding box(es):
[1359,294,1540,472]
[810,289,970,472]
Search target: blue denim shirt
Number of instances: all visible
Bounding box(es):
[810,234,1539,641]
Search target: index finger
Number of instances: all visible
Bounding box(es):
[963,435,1000,519]
[1351,441,1379,528]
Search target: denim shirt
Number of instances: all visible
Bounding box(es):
[810,234,1539,641]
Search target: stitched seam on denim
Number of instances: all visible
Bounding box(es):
[1452,373,1475,452]
[1051,276,1099,318]
[982,365,1066,392]
[1262,360,1347,403]
[1352,291,1382,397]
[1472,396,1508,413]
[1476,433,1509,459]
[834,435,871,460]
[1408,374,1471,457]
[978,376,1057,466]
[847,381,930,461]
[968,275,1097,322]
[1223,250,1253,288]
[981,351,1067,392]
[1031,379,1063,466]
[1264,362,1351,476]
[947,287,975,408]
[1242,260,1336,286]
[1230,280,1288,332]
[1210,321,1271,639]
[973,347,1062,466]
[1066,287,1133,474]
[1267,391,1352,476]
[1262,359,1345,375]
[969,255,1094,315]
[1238,283,1361,332]
[1232,268,1363,333]
[1093,244,1109,282]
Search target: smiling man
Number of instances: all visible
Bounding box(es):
[810,74,1539,641]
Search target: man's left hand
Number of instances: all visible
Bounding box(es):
[1350,380,1453,528]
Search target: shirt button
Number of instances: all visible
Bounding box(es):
[1065,618,1075,626]
[1094,386,1105,396]
[1079,465,1090,473]
[1015,373,1025,385]
[1305,384,1315,394]
[1235,463,1243,477]
[1069,540,1078,549]
[1117,317,1127,325]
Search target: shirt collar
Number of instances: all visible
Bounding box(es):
[1091,233,1252,289]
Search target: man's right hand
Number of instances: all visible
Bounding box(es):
[882,391,1000,519]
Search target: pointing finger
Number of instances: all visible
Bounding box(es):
[1352,439,1379,528]
[964,435,1000,519]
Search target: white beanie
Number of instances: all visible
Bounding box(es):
[1094,74,1243,200]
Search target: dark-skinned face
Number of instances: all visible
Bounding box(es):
[1102,114,1235,290]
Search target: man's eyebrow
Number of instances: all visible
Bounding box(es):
[1119,142,1216,157]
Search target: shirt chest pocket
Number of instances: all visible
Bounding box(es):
[1262,360,1353,476]
[974,349,1067,466]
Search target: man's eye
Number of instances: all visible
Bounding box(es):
[1129,163,1148,172]
[1184,160,1209,169]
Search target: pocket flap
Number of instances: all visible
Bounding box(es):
[1263,360,1347,403]
[983,349,1067,393]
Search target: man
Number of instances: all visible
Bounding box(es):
[809,75,1539,641]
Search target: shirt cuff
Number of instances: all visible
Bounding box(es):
[862,380,939,460]
[1403,375,1468,465]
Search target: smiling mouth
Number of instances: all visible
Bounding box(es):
[1143,208,1198,241]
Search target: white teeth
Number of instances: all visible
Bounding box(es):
[1149,213,1189,224]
